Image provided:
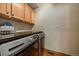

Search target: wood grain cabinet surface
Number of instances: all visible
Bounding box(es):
[0,3,7,15]
[24,4,31,23]
[0,3,35,24]
[6,3,11,18]
[0,3,11,18]
[25,4,35,24]
[31,7,35,24]
[12,3,25,21]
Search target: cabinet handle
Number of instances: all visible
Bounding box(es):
[6,12,9,14]
[8,43,24,52]
[12,14,14,16]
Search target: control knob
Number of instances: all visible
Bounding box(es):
[32,34,39,40]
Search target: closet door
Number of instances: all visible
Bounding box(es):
[55,5,70,52]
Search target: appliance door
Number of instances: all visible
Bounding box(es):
[0,37,31,56]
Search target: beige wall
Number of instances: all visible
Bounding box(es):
[33,3,79,55]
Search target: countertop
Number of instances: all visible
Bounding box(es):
[0,31,43,45]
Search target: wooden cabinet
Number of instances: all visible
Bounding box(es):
[0,3,35,24]
[25,4,35,24]
[31,8,35,24]
[0,3,11,18]
[12,3,24,21]
[0,3,7,15]
[25,4,31,23]
[6,3,11,18]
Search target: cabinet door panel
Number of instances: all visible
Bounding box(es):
[6,3,11,17]
[12,3,24,21]
[31,8,35,24]
[25,4,31,23]
[0,3,7,15]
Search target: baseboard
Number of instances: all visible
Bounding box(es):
[43,48,71,56]
[47,50,71,56]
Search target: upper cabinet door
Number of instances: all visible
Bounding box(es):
[0,3,11,18]
[6,3,11,18]
[0,3,7,15]
[25,4,35,24]
[31,8,35,24]
[25,4,31,23]
[12,3,24,21]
